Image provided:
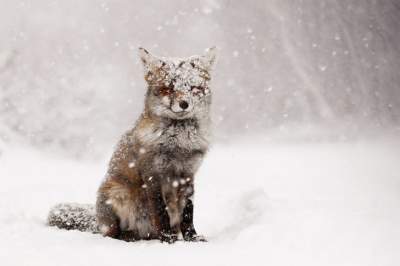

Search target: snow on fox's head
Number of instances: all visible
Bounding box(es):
[139,47,216,120]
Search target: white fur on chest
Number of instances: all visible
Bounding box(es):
[137,120,209,151]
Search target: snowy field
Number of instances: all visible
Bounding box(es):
[1,139,400,266]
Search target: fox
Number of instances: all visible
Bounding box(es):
[47,47,217,243]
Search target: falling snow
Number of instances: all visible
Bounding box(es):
[0,1,399,265]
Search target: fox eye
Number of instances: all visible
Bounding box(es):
[154,85,173,96]
[190,86,205,95]
[190,86,204,91]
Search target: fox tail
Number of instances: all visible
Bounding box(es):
[47,203,99,233]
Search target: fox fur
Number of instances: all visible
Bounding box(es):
[48,47,217,243]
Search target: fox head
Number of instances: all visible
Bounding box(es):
[139,47,216,120]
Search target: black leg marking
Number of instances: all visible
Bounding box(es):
[181,199,205,241]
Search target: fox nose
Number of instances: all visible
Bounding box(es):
[179,100,189,110]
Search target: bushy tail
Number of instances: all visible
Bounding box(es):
[47,203,99,233]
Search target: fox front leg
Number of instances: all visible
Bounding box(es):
[178,181,206,242]
[161,185,183,239]
[180,198,196,240]
[180,198,206,242]
[145,186,177,243]
[161,183,183,243]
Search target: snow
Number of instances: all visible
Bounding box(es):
[1,139,400,266]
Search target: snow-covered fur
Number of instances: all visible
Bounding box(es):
[48,47,216,243]
[48,203,98,233]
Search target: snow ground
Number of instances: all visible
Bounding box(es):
[1,139,400,266]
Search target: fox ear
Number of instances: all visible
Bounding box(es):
[138,47,163,69]
[201,46,217,70]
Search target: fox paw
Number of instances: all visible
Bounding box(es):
[183,234,207,242]
[159,232,178,244]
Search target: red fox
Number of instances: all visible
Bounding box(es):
[48,47,217,243]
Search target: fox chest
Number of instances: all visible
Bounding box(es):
[160,123,205,151]
[137,122,208,175]
[138,120,208,152]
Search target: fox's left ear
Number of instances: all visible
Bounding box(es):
[201,46,217,70]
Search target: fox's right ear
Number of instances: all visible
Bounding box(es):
[138,47,163,69]
[139,47,152,64]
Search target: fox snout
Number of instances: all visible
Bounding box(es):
[171,92,193,113]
